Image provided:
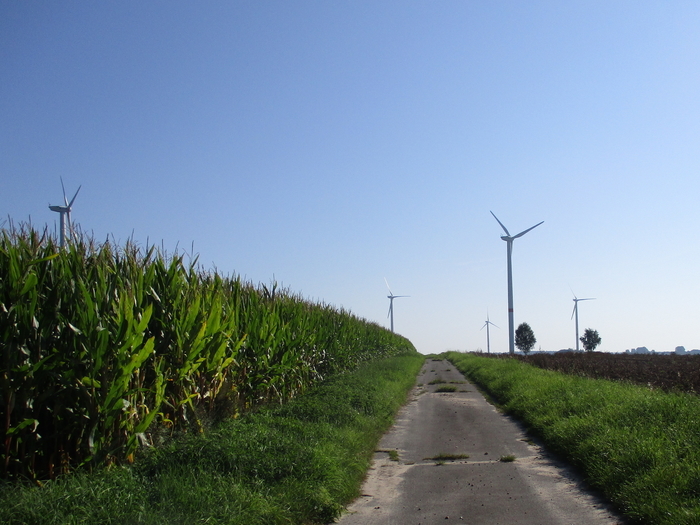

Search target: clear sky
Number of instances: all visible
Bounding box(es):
[3,2,700,354]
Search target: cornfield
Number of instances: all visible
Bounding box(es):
[0,224,415,482]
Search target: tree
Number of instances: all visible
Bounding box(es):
[580,328,601,352]
[515,322,536,354]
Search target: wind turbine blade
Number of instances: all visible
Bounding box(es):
[68,185,81,208]
[387,302,392,318]
[490,321,500,329]
[490,211,510,236]
[384,277,393,295]
[61,177,68,206]
[579,298,595,301]
[512,221,544,239]
[571,303,577,320]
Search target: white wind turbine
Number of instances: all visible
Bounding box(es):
[49,178,81,248]
[385,278,409,333]
[571,293,595,352]
[490,211,544,354]
[481,312,499,354]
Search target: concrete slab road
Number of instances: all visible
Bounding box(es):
[335,358,625,525]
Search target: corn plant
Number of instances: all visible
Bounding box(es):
[0,223,416,481]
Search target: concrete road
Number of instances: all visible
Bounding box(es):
[335,359,625,525]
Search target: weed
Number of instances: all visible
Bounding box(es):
[377,449,399,461]
[435,385,458,393]
[424,453,470,461]
[499,455,516,462]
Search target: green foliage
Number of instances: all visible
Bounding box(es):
[0,224,416,481]
[580,328,601,352]
[424,453,469,461]
[446,351,700,525]
[0,354,425,524]
[514,322,536,354]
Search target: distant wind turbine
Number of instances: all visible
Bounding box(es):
[49,178,81,248]
[490,211,544,354]
[385,278,409,333]
[571,293,595,351]
[481,313,499,354]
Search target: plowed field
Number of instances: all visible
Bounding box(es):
[507,352,700,394]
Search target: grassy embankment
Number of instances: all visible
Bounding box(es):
[446,351,700,525]
[0,353,425,524]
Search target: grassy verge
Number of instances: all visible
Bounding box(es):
[445,351,700,525]
[0,353,425,525]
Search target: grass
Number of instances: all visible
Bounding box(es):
[377,449,400,461]
[446,351,700,525]
[0,354,425,524]
[435,385,458,393]
[424,453,470,461]
[499,455,516,462]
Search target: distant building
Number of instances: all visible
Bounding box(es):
[626,346,650,354]
[676,346,687,355]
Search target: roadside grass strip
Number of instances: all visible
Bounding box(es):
[446,351,700,525]
[0,354,424,525]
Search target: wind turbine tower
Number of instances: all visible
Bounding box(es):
[385,278,409,333]
[49,179,81,248]
[572,294,595,351]
[481,313,499,354]
[490,211,544,354]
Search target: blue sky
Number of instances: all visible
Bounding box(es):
[3,1,700,354]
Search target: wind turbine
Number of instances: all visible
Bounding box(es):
[49,178,81,248]
[481,313,499,354]
[571,293,595,351]
[385,278,409,333]
[490,211,544,354]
